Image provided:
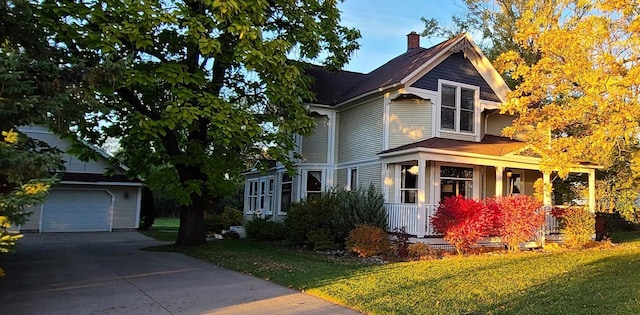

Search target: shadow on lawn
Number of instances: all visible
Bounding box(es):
[470,252,640,315]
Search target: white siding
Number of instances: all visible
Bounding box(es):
[386,164,396,202]
[109,186,140,229]
[336,168,347,188]
[358,163,382,191]
[485,114,515,137]
[20,126,115,174]
[301,115,329,163]
[338,98,384,163]
[388,99,432,148]
[438,131,477,142]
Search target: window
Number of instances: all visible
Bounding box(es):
[508,172,522,195]
[439,83,477,133]
[263,177,274,214]
[348,168,358,191]
[440,166,473,201]
[280,173,292,213]
[400,164,419,203]
[247,179,258,213]
[306,170,322,199]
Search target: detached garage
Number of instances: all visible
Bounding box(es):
[19,126,143,233]
[41,189,112,232]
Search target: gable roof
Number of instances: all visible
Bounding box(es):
[378,135,526,157]
[308,33,504,106]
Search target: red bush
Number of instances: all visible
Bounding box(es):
[430,196,491,254]
[486,195,544,252]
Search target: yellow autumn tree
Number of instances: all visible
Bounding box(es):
[496,0,640,219]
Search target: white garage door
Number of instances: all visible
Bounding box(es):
[41,189,112,232]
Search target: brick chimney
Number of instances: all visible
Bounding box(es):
[407,31,420,50]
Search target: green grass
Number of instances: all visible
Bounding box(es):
[141,220,640,314]
[139,217,179,242]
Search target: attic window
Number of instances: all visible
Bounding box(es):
[439,81,479,134]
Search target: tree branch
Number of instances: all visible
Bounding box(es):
[115,87,161,120]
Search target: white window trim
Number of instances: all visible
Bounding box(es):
[347,167,358,191]
[397,163,419,204]
[262,176,275,215]
[436,79,481,141]
[302,169,324,198]
[508,170,525,195]
[278,172,293,215]
[245,178,259,214]
[435,162,480,200]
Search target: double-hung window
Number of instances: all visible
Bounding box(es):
[246,179,258,214]
[440,82,478,133]
[400,164,419,203]
[306,170,323,199]
[347,168,358,191]
[280,173,292,213]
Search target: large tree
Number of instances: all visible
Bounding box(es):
[496,0,640,220]
[1,0,69,258]
[427,1,640,220]
[39,0,360,245]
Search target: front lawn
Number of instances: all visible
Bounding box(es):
[139,217,179,242]
[141,218,640,314]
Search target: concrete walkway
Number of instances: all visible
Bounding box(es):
[0,232,361,314]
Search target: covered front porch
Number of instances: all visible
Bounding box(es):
[378,137,597,238]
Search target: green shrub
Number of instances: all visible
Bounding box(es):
[220,206,243,228]
[284,191,337,246]
[554,206,595,249]
[333,184,388,243]
[346,225,390,257]
[307,229,335,250]
[245,217,286,241]
[204,214,224,234]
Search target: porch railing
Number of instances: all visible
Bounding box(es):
[387,203,562,238]
[545,207,561,234]
[386,203,438,237]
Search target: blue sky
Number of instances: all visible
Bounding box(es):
[337,0,467,73]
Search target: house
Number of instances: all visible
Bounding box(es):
[17,126,143,233]
[242,33,598,237]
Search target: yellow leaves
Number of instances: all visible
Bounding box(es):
[2,129,18,144]
[21,182,50,196]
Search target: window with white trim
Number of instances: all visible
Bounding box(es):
[347,168,358,191]
[262,177,274,214]
[306,170,323,199]
[440,166,473,201]
[246,179,258,213]
[400,164,419,203]
[280,173,292,214]
[440,82,478,133]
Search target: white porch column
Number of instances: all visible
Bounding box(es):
[588,169,596,213]
[495,166,504,197]
[417,158,427,238]
[543,172,552,208]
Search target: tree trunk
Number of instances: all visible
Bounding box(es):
[175,196,207,246]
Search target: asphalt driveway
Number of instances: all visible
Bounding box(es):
[0,232,360,314]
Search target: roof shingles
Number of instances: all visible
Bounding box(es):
[307,34,465,106]
[379,135,526,157]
